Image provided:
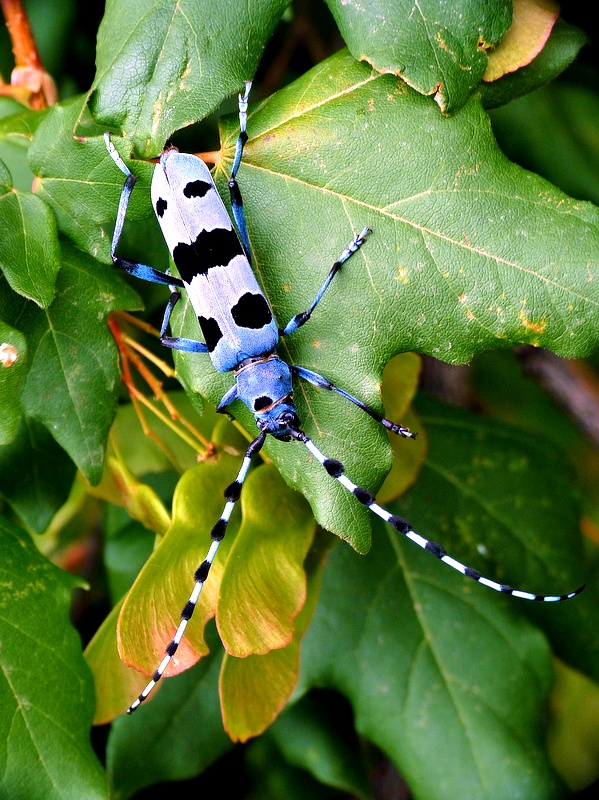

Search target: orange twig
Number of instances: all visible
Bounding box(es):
[108,312,213,463]
[117,310,163,339]
[1,0,57,108]
[198,150,222,166]
[121,333,177,379]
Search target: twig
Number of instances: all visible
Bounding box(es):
[420,356,472,407]
[108,313,214,462]
[516,346,599,448]
[1,0,57,108]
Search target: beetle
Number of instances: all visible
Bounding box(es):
[105,82,584,712]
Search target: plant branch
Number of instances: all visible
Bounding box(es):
[516,346,599,448]
[108,312,214,461]
[0,0,57,107]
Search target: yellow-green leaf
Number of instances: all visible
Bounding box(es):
[220,532,330,742]
[84,598,151,725]
[117,455,242,676]
[218,464,316,657]
[484,0,559,82]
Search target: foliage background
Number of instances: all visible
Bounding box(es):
[1,1,599,798]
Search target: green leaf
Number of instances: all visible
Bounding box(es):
[324,0,512,112]
[470,349,584,450]
[0,104,47,140]
[0,105,46,192]
[299,530,562,800]
[481,19,589,109]
[0,158,61,307]
[106,622,231,800]
[91,0,290,156]
[0,517,107,800]
[0,319,26,444]
[267,694,371,799]
[238,51,599,359]
[171,49,599,551]
[6,241,141,483]
[296,395,585,799]
[490,78,599,207]
[28,97,146,263]
[0,416,76,532]
[0,98,29,120]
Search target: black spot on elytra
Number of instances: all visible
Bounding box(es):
[156,197,167,217]
[173,228,244,283]
[230,292,273,329]
[183,180,213,199]
[198,315,223,352]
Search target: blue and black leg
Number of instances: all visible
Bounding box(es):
[281,227,413,437]
[281,227,371,336]
[104,132,184,289]
[159,290,210,354]
[228,81,253,261]
[292,365,415,438]
[105,132,204,353]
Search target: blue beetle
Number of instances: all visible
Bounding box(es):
[105,83,584,712]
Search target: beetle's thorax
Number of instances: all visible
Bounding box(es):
[235,354,300,438]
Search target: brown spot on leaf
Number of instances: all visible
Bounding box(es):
[518,309,547,334]
[0,343,18,367]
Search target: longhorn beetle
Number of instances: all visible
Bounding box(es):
[105,82,584,714]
